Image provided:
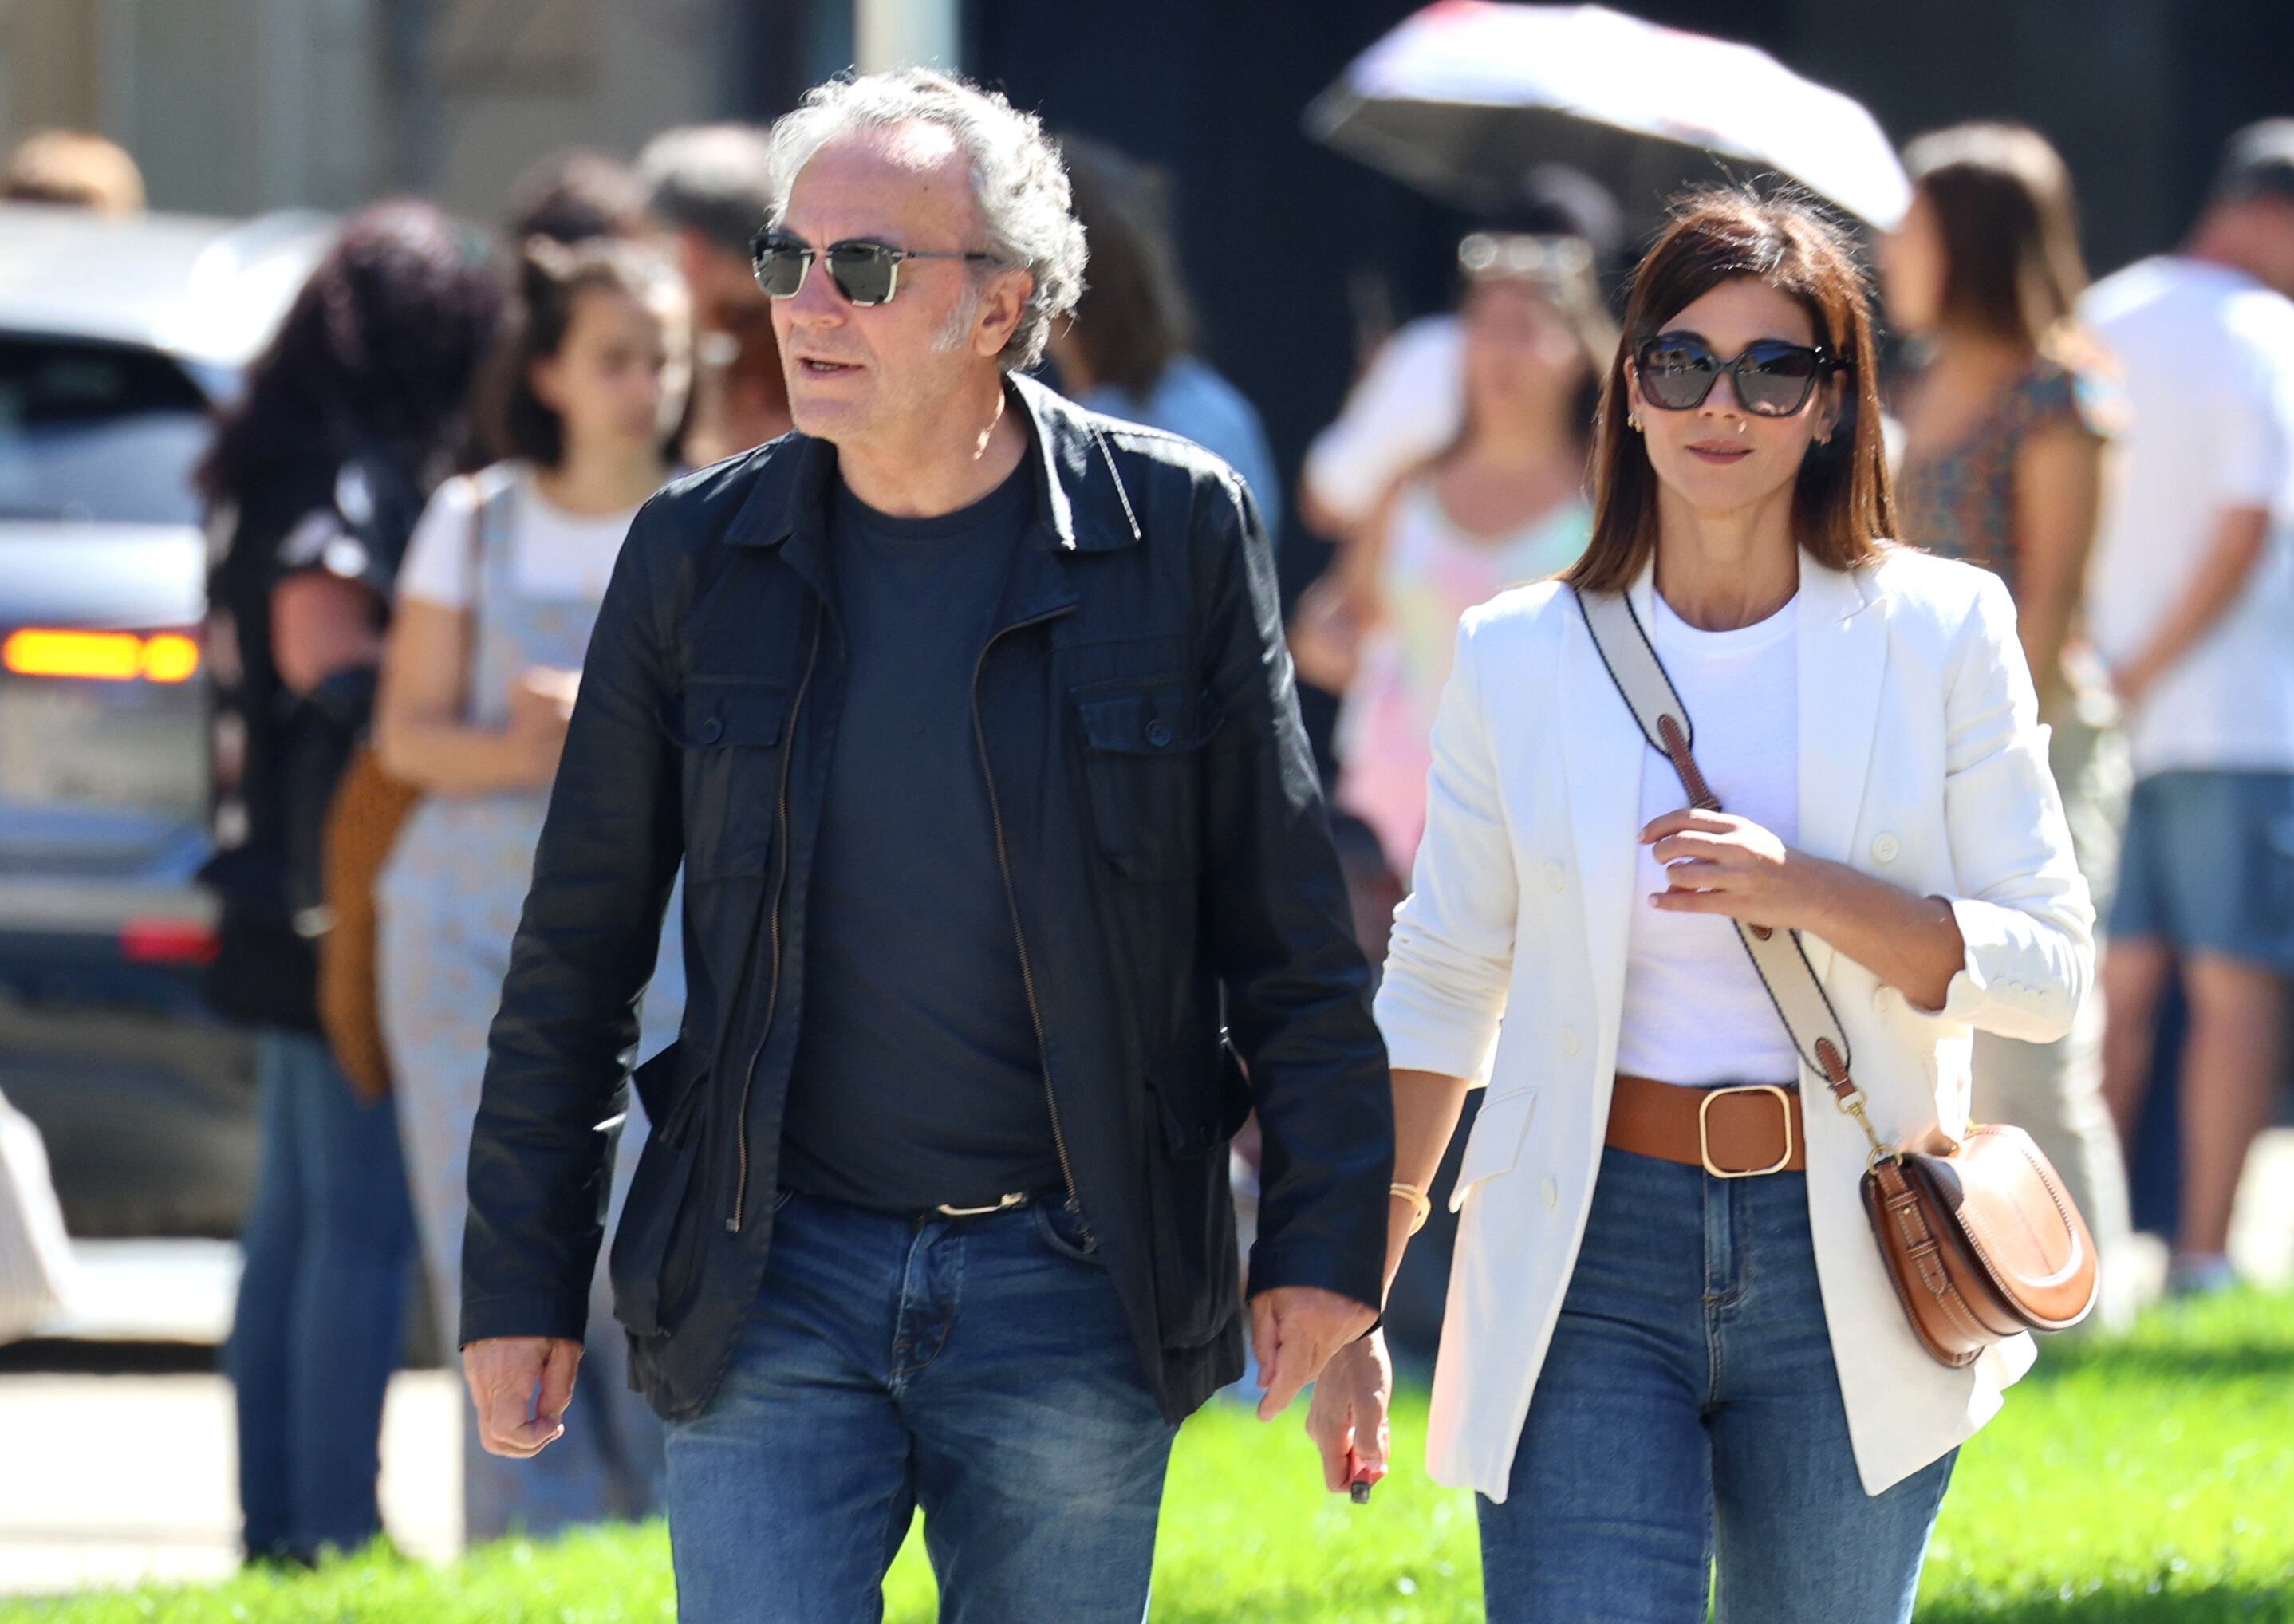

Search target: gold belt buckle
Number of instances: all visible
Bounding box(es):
[1699,1084,1794,1178]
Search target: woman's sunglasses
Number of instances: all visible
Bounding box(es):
[1633,332,1839,418]
[750,227,999,307]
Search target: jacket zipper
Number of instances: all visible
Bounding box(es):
[726,610,823,1234]
[971,606,1091,1240]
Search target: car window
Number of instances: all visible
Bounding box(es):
[0,333,213,527]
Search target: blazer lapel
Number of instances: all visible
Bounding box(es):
[1795,559,1890,976]
[1559,564,1660,1048]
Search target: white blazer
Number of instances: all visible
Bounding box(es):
[1374,550,2095,1499]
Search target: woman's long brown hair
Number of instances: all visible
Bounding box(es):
[1902,122,2088,351]
[1563,191,1894,593]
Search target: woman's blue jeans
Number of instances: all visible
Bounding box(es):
[1478,1145,1957,1624]
[223,1029,417,1558]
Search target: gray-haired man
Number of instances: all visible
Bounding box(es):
[459,70,1393,1622]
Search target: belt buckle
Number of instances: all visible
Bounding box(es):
[1699,1084,1794,1179]
[932,1192,1027,1218]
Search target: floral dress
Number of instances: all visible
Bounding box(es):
[1896,355,2123,597]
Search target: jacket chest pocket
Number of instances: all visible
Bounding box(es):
[1073,679,1218,883]
[678,680,792,881]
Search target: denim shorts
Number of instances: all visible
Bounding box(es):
[2111,770,2294,969]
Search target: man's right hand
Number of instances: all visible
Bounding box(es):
[463,1335,581,1458]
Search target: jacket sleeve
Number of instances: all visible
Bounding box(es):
[1919,570,2095,1041]
[1194,471,1393,1316]
[459,498,685,1346]
[1372,610,1518,1084]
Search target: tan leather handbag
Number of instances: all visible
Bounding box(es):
[1576,587,2097,1366]
[318,747,422,1103]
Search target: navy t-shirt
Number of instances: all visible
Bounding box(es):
[777,460,1064,1211]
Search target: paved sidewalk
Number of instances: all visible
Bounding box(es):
[0,1370,461,1597]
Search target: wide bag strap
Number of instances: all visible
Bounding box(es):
[1573,589,1866,1105]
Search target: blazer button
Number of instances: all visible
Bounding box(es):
[1540,1177,1559,1209]
[699,716,725,744]
[1558,1026,1580,1058]
[1145,719,1173,748]
[1870,832,1901,864]
[1543,861,1567,893]
[1873,985,1900,1014]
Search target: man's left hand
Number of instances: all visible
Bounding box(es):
[1250,1285,1378,1422]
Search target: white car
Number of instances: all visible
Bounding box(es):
[0,201,331,1241]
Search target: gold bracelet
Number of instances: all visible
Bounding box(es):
[1389,1181,1433,1236]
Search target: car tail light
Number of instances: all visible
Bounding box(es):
[3,628,202,683]
[119,918,219,965]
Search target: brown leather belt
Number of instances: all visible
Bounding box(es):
[1606,1074,1807,1177]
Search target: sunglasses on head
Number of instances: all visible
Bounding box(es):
[751,227,999,307]
[1457,231,1594,283]
[1633,331,1839,418]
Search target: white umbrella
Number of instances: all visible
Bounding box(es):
[1307,2,1911,229]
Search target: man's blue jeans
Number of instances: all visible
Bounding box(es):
[664,1189,1177,1624]
[1478,1145,1957,1624]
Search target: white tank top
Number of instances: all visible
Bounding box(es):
[1613,590,1803,1085]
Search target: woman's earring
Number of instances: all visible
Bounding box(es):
[1627,414,1643,432]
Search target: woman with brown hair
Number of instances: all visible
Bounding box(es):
[1309,192,2091,1621]
[373,236,692,1541]
[1881,121,2134,1326]
[1291,223,1610,890]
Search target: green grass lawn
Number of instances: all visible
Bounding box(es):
[12,1289,2292,1622]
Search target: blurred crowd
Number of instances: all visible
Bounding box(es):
[7,101,2294,1567]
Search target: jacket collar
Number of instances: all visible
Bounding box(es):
[723,369,1143,573]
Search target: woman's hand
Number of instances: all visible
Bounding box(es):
[1304,1327,1393,1495]
[506,666,580,787]
[1288,574,1368,694]
[1642,808,1968,1011]
[1642,807,1847,934]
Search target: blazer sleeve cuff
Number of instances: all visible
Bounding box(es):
[459,1290,589,1350]
[1918,895,2077,1042]
[1373,982,1503,1086]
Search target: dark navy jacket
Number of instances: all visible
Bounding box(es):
[460,373,1393,1424]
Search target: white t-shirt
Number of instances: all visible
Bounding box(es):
[395,463,643,611]
[2080,258,2294,776]
[1614,592,1803,1086]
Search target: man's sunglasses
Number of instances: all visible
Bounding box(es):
[750,228,999,307]
[1633,332,1839,418]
